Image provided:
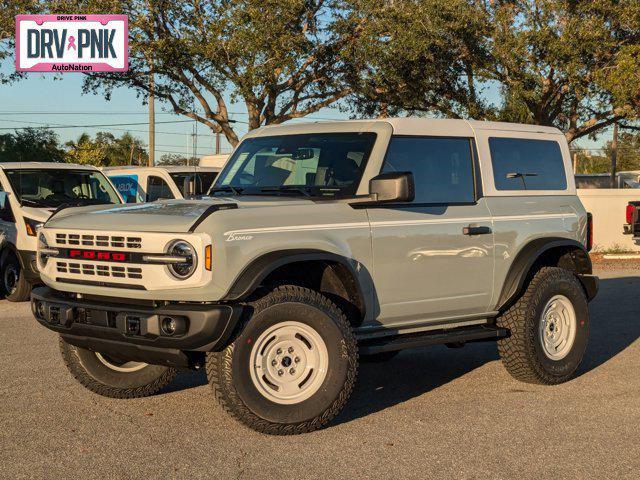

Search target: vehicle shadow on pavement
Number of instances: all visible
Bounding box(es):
[335,276,640,425]
[163,370,208,393]
[161,277,640,423]
[334,343,499,425]
[577,276,640,376]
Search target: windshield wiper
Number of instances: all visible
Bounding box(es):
[20,198,52,208]
[210,185,243,196]
[259,186,312,197]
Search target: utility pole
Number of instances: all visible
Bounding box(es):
[148,64,155,166]
[215,131,221,155]
[611,122,618,188]
[191,123,198,166]
[147,0,155,167]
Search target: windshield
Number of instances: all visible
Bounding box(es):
[4,169,122,208]
[170,172,218,198]
[212,132,377,197]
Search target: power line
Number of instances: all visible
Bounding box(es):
[0,111,344,121]
[0,111,181,115]
[0,118,249,137]
[0,118,199,130]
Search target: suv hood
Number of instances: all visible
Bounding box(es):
[45,197,313,233]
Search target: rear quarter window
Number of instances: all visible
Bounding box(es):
[489,137,567,191]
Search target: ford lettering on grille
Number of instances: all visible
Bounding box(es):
[68,249,128,262]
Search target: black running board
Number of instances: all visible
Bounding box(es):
[359,325,509,355]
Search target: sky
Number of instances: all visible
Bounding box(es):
[0,67,605,163]
[0,69,349,162]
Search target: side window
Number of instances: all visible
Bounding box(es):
[489,137,567,190]
[0,182,14,223]
[147,176,174,202]
[382,136,476,204]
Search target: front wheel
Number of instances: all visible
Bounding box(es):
[59,337,178,398]
[496,267,589,385]
[2,253,31,302]
[207,285,358,435]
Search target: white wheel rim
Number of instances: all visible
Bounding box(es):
[95,353,148,373]
[539,295,577,361]
[249,321,329,405]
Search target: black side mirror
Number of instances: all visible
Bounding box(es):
[0,192,13,222]
[369,172,415,203]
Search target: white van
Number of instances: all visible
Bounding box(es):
[104,166,221,203]
[0,162,123,301]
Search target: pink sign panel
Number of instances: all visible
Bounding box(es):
[15,14,128,72]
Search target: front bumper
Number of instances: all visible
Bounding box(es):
[31,287,243,368]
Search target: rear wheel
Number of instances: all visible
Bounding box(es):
[207,285,358,435]
[59,337,178,398]
[2,253,31,302]
[496,267,589,385]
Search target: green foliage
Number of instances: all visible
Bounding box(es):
[574,131,640,174]
[0,0,43,84]
[604,132,640,172]
[338,0,492,119]
[340,0,640,143]
[75,0,353,146]
[65,131,148,166]
[4,0,640,146]
[0,128,66,162]
[158,153,190,166]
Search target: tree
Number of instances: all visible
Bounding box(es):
[78,0,356,146]
[0,128,66,162]
[603,131,640,172]
[0,0,43,84]
[343,0,640,143]
[65,131,148,166]
[158,153,189,166]
[338,0,492,119]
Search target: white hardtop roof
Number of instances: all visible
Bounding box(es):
[251,117,564,137]
[0,162,100,171]
[103,165,220,173]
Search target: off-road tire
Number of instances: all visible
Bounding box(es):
[496,267,589,385]
[2,253,31,302]
[59,337,178,398]
[206,285,358,435]
[360,350,400,363]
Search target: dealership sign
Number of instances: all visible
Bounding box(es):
[15,14,128,72]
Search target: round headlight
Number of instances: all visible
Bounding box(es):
[166,240,197,279]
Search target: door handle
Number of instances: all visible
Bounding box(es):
[463,224,492,236]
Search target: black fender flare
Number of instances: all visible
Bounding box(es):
[496,237,594,312]
[222,249,367,310]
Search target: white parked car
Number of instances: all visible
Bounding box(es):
[104,166,221,203]
[0,162,122,301]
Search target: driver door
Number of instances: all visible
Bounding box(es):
[368,136,495,327]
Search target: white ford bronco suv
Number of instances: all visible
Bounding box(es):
[31,119,598,435]
[0,162,122,302]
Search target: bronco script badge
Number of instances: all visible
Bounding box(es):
[15,14,128,72]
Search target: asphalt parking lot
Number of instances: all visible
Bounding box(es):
[2,266,639,479]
